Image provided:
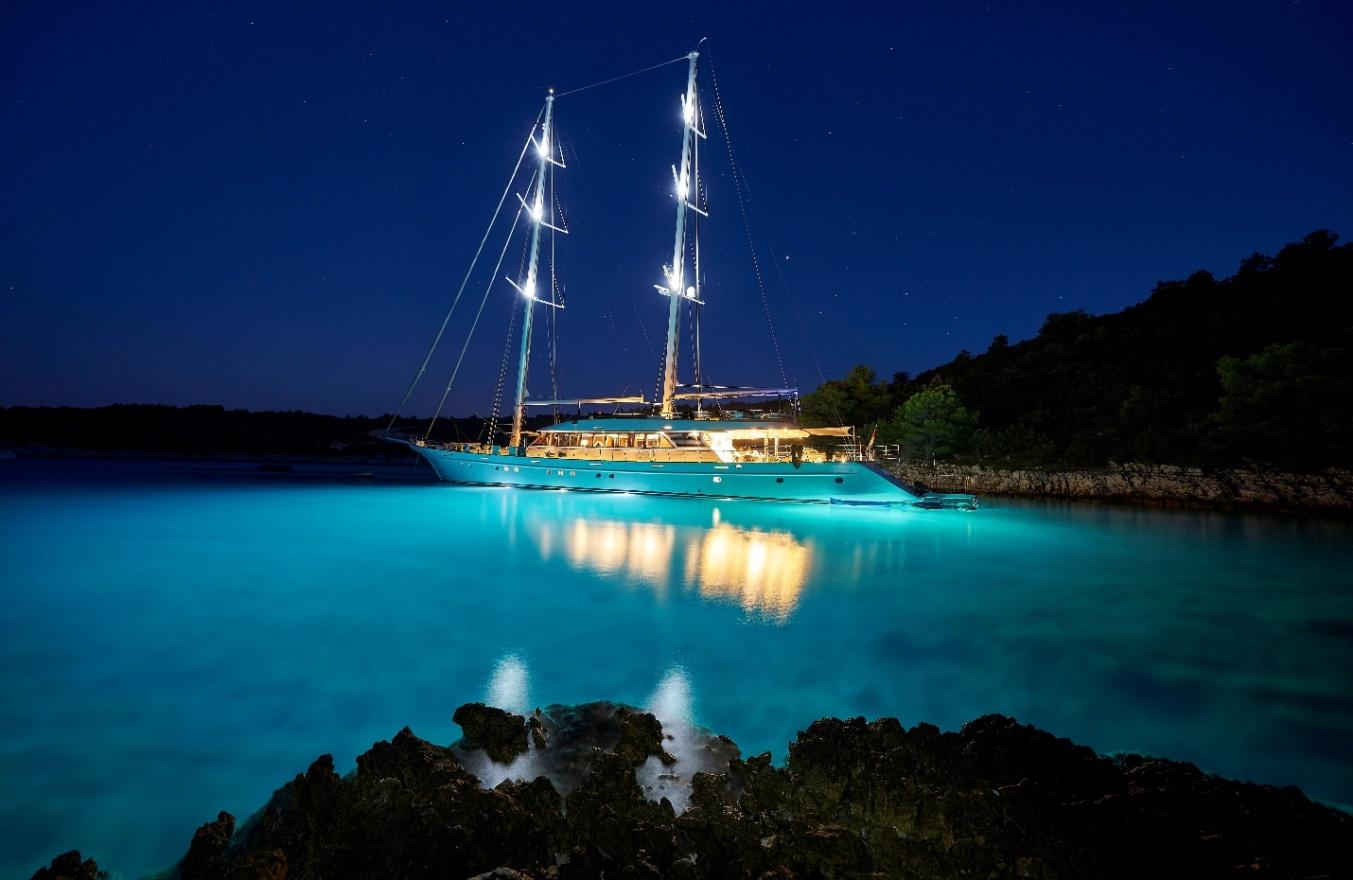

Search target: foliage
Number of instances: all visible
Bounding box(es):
[881,384,978,461]
[798,365,895,429]
[1208,342,1352,468]
[805,231,1353,470]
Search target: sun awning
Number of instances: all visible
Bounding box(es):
[670,385,798,400]
[521,396,647,406]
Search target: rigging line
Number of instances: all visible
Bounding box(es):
[767,242,847,427]
[767,244,827,387]
[548,156,560,422]
[599,304,638,413]
[425,205,526,439]
[486,294,519,444]
[553,54,690,99]
[386,118,541,436]
[706,48,791,390]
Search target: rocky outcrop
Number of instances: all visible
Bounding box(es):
[888,461,1353,511]
[33,705,1352,879]
[28,852,103,880]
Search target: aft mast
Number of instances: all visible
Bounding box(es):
[508,93,564,450]
[657,50,705,418]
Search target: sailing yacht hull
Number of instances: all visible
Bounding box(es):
[409,446,923,506]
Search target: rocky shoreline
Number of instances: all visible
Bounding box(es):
[31,702,1351,879]
[886,461,1353,512]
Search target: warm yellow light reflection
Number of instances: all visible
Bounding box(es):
[563,520,676,587]
[687,523,810,622]
[535,516,812,623]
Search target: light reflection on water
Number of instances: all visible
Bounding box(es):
[533,511,813,623]
[1,459,1351,878]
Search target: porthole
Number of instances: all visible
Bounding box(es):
[712,476,723,483]
[569,471,576,477]
[776,477,784,483]
[609,473,615,479]
[596,473,602,478]
[835,477,844,484]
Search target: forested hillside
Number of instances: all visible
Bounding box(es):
[802,232,1352,470]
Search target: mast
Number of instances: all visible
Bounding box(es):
[657,50,704,418]
[509,94,557,450]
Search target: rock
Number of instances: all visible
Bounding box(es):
[886,460,1353,512]
[454,703,532,764]
[27,851,101,880]
[614,707,678,766]
[39,705,1353,879]
[177,811,234,880]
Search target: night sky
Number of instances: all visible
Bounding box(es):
[3,1,1351,417]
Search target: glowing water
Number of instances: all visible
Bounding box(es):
[1,459,1351,877]
[637,666,708,811]
[487,654,531,715]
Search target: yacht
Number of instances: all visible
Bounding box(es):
[390,47,975,510]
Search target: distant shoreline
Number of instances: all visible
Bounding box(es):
[4,446,423,466]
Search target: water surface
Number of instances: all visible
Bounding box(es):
[1,458,1351,877]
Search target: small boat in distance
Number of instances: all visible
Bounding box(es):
[389,48,975,510]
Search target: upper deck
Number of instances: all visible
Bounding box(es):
[410,416,853,464]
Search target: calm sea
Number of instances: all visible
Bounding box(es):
[1,457,1350,877]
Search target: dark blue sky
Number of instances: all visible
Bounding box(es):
[3,1,1351,416]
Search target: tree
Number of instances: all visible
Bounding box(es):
[883,384,978,463]
[1209,342,1351,469]
[799,365,893,429]
[988,334,1009,353]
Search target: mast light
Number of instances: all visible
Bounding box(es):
[682,94,695,126]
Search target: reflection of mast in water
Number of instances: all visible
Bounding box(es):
[533,515,812,622]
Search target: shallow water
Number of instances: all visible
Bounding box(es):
[1,457,1351,877]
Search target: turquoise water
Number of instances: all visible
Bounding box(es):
[1,458,1351,877]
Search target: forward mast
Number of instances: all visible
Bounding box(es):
[508,94,566,449]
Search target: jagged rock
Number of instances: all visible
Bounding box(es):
[178,811,234,880]
[454,703,532,763]
[614,707,678,766]
[27,851,102,880]
[37,706,1353,879]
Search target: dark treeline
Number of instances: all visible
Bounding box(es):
[0,405,547,459]
[802,231,1353,471]
[6,233,1349,470]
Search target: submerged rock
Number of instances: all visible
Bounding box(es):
[34,705,1353,879]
